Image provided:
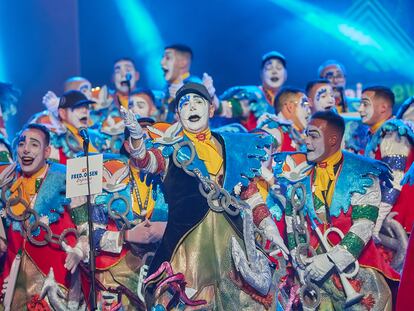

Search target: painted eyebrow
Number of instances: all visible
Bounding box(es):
[307,129,320,135]
[29,137,41,144]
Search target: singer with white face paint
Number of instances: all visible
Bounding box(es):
[306,80,336,113]
[0,123,89,310]
[46,90,102,163]
[360,86,414,243]
[218,51,288,130]
[275,110,396,310]
[122,82,287,310]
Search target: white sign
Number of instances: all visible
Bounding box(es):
[66,154,103,198]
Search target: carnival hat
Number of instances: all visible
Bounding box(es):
[59,90,95,109]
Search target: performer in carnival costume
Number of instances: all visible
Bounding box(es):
[317,60,351,113]
[358,86,413,270]
[48,90,103,163]
[86,120,168,310]
[122,82,288,310]
[128,88,159,121]
[256,87,310,153]
[160,44,208,123]
[305,80,336,114]
[305,79,368,154]
[273,110,399,310]
[0,124,88,310]
[218,51,287,130]
[31,76,93,133]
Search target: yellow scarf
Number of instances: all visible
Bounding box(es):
[64,122,98,153]
[10,165,48,215]
[183,129,223,176]
[370,119,386,134]
[129,165,155,218]
[314,149,342,206]
[117,93,129,109]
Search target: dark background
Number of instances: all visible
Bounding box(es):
[1,0,413,136]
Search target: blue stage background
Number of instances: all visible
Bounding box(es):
[1,0,413,136]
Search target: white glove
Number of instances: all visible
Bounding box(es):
[259,217,289,259]
[373,202,393,243]
[42,91,60,116]
[63,241,87,274]
[202,72,216,98]
[120,106,144,139]
[304,253,334,281]
[168,81,184,99]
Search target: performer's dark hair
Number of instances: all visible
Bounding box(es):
[305,79,330,96]
[311,110,345,138]
[317,60,346,78]
[362,85,395,108]
[165,44,193,60]
[273,86,305,114]
[113,57,136,68]
[22,123,50,146]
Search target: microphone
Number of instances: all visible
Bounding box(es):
[78,127,90,143]
[121,73,132,88]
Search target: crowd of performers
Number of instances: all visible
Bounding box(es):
[0,44,413,310]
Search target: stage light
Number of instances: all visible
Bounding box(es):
[268,0,414,79]
[114,0,164,89]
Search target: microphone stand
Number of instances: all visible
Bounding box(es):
[82,136,97,310]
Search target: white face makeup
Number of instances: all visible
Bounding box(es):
[66,105,89,128]
[129,94,152,118]
[161,49,180,83]
[313,84,335,112]
[17,129,49,176]
[321,65,346,88]
[305,124,325,162]
[358,93,375,125]
[177,93,210,133]
[113,60,137,93]
[78,81,92,100]
[296,94,311,130]
[261,58,287,89]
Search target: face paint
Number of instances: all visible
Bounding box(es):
[321,65,346,88]
[358,92,375,125]
[261,58,287,89]
[66,105,89,128]
[113,60,137,93]
[161,49,181,83]
[129,94,153,118]
[177,93,210,133]
[295,94,311,130]
[313,84,335,112]
[78,81,92,100]
[17,129,48,176]
[305,124,326,162]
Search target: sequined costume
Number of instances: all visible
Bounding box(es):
[274,151,399,310]
[218,85,275,131]
[0,162,86,310]
[130,125,279,311]
[80,154,167,310]
[364,118,414,233]
[159,73,202,123]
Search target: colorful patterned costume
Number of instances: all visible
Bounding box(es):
[79,154,168,310]
[364,118,414,233]
[132,126,279,310]
[219,85,275,131]
[0,162,86,310]
[274,151,399,310]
